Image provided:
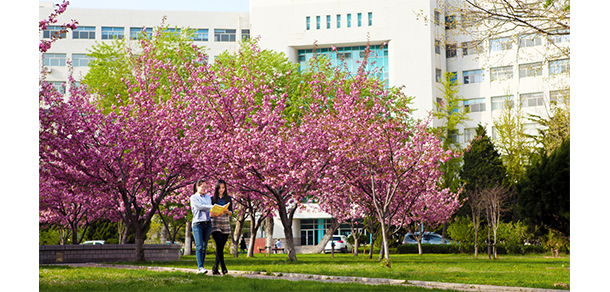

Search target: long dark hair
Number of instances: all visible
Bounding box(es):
[212,179,229,204]
[193,178,206,194]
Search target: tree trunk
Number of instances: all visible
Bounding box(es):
[493,228,498,259]
[378,218,390,266]
[368,231,377,259]
[417,239,423,255]
[120,220,130,245]
[231,206,247,257]
[474,227,479,257]
[487,223,492,260]
[265,215,274,256]
[134,224,146,262]
[441,222,447,244]
[160,225,168,244]
[184,221,192,256]
[313,218,341,254]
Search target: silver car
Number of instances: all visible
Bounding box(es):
[402,232,454,244]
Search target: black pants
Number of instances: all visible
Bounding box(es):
[212,232,229,270]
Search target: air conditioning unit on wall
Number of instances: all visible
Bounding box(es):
[44,66,52,73]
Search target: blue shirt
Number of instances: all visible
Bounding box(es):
[190,192,213,224]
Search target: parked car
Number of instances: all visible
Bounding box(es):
[402,232,454,245]
[81,240,105,245]
[324,235,353,253]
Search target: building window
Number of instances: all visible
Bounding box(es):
[326,15,331,29]
[43,26,66,39]
[550,29,570,44]
[368,12,373,26]
[521,92,544,107]
[449,129,459,143]
[72,26,95,39]
[490,66,513,81]
[436,98,444,110]
[347,14,352,27]
[43,53,66,67]
[130,27,152,40]
[436,69,442,83]
[192,29,209,41]
[549,59,569,75]
[461,41,481,56]
[490,37,512,52]
[241,29,250,41]
[49,81,66,94]
[518,62,542,78]
[446,44,457,58]
[101,27,124,40]
[445,14,456,29]
[306,16,310,30]
[435,40,441,54]
[358,13,362,27]
[450,72,458,85]
[519,33,542,47]
[72,54,93,67]
[316,16,321,29]
[214,29,236,42]
[434,10,440,25]
[336,14,341,28]
[464,98,486,113]
[463,69,483,84]
[550,89,570,106]
[297,44,389,85]
[492,95,514,111]
[464,128,475,142]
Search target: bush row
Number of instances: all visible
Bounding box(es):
[396,243,546,255]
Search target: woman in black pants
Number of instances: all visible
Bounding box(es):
[210,179,233,275]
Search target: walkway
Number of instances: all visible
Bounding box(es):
[51,263,569,292]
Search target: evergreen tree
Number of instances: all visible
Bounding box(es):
[517,139,570,240]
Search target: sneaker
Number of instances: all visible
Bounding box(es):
[197,267,208,274]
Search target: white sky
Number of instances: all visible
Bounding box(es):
[45,0,250,12]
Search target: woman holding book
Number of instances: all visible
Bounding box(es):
[210,179,233,275]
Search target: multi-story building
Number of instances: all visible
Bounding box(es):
[39,0,569,250]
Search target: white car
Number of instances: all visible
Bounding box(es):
[324,235,353,253]
[81,240,105,245]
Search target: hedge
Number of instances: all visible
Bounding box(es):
[396,243,546,255]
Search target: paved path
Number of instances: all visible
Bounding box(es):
[49,263,569,292]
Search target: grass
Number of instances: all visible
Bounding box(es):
[39,266,461,292]
[39,253,570,291]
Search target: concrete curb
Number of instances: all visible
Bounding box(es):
[45,263,569,292]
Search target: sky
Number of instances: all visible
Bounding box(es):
[45,0,250,12]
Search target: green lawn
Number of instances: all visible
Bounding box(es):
[39,253,570,291]
[39,266,462,292]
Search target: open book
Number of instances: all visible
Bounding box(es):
[210,202,230,216]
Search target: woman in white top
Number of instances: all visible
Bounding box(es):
[190,178,214,274]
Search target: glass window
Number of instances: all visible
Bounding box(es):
[130,27,152,40]
[43,53,66,67]
[347,14,352,27]
[445,15,456,29]
[306,16,310,30]
[434,10,440,24]
[446,44,457,58]
[492,95,514,111]
[521,92,544,107]
[490,66,513,81]
[368,12,373,26]
[519,62,542,78]
[549,59,569,75]
[101,27,124,40]
[549,90,570,106]
[241,29,250,41]
[464,128,476,142]
[463,69,484,84]
[42,26,66,39]
[326,15,331,29]
[461,41,482,56]
[435,69,442,83]
[72,26,95,39]
[214,29,236,42]
[192,29,209,41]
[435,40,441,54]
[72,53,94,67]
[49,81,66,94]
[464,98,486,113]
[490,37,512,52]
[316,16,320,29]
[519,33,542,47]
[358,13,362,27]
[549,29,570,44]
[336,14,341,28]
[450,72,457,85]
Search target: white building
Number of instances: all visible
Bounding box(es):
[39,0,569,248]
